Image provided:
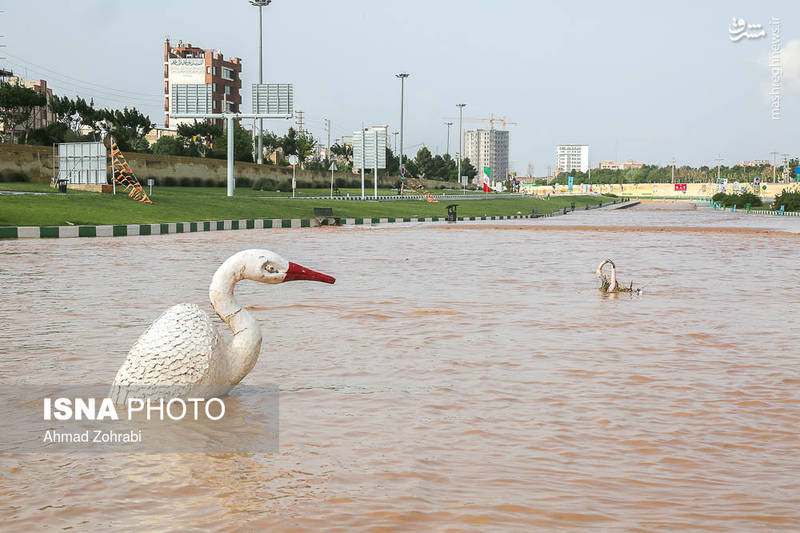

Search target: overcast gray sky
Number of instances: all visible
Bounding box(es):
[3,0,798,173]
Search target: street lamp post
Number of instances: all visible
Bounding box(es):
[396,73,409,193]
[250,0,272,165]
[444,121,453,156]
[457,103,466,193]
[392,131,399,154]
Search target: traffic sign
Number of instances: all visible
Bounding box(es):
[329,162,337,171]
[288,154,299,166]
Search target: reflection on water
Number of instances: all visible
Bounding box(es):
[1,204,799,530]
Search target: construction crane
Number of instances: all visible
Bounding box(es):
[443,113,518,130]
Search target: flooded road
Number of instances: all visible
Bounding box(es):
[1,203,799,531]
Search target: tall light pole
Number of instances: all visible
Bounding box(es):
[770,151,779,182]
[457,103,466,192]
[671,157,676,184]
[444,121,453,156]
[392,131,399,154]
[250,0,271,164]
[396,73,409,193]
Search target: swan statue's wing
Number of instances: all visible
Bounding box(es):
[111,304,221,401]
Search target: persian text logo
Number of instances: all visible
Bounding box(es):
[729,17,766,42]
[769,17,782,120]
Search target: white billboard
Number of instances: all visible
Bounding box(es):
[252,84,293,117]
[56,142,107,184]
[169,58,206,126]
[352,128,387,170]
[171,84,212,115]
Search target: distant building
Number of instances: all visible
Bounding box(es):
[557,144,589,173]
[164,38,242,129]
[144,127,178,146]
[598,159,643,171]
[740,160,770,167]
[0,75,55,136]
[464,129,509,183]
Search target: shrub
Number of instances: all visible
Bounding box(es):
[178,177,192,187]
[236,177,252,188]
[252,177,278,190]
[334,177,347,188]
[295,179,313,189]
[773,190,800,212]
[203,178,217,187]
[715,191,762,208]
[190,177,203,187]
[163,176,177,187]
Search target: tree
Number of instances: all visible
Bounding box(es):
[330,142,352,161]
[295,131,316,164]
[461,157,477,180]
[151,135,184,156]
[74,98,102,138]
[0,82,46,143]
[177,121,222,157]
[414,146,434,178]
[48,95,79,133]
[258,130,280,160]
[25,122,71,146]
[101,106,153,152]
[385,147,399,174]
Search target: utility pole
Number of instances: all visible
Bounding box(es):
[671,158,676,184]
[250,0,271,164]
[295,109,304,135]
[324,118,331,160]
[715,155,724,182]
[770,151,779,182]
[392,131,399,154]
[457,103,466,193]
[396,73,409,194]
[360,123,365,199]
[444,121,453,156]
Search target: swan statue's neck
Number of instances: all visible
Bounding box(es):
[209,259,262,385]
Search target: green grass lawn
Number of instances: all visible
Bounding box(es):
[0,183,613,226]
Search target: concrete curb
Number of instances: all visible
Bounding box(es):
[0,200,629,240]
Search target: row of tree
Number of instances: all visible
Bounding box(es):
[320,143,478,181]
[550,162,799,185]
[2,81,490,182]
[0,83,154,151]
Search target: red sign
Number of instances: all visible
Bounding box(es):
[674,183,687,191]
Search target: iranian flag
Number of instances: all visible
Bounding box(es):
[482,167,492,192]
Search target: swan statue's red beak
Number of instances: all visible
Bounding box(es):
[285,262,336,284]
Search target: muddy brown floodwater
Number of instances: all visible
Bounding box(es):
[1,203,799,531]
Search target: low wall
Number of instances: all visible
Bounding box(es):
[523,181,799,199]
[0,144,54,181]
[0,144,451,190]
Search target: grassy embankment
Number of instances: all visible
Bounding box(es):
[0,183,613,226]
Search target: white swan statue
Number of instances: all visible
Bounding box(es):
[110,249,334,401]
[596,259,641,294]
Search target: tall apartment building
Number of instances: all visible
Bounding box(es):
[556,144,589,173]
[163,38,242,129]
[463,129,509,183]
